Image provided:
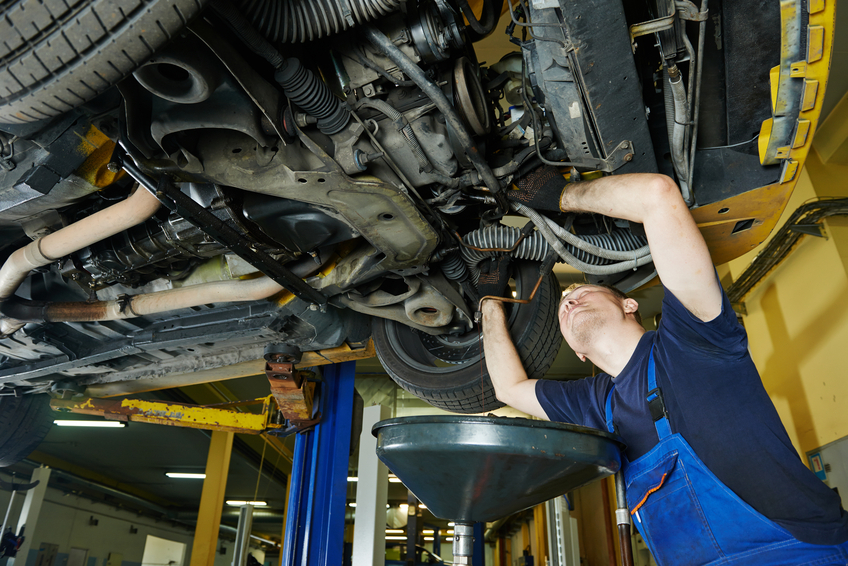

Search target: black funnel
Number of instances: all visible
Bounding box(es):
[372,416,624,522]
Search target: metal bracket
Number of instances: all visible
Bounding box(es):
[558,140,635,173]
[629,2,708,41]
[264,356,320,433]
[789,223,827,238]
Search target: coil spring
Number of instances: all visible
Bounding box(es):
[275,59,349,134]
[459,225,647,282]
[238,0,402,43]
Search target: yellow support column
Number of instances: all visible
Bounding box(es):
[533,503,547,565]
[190,431,234,566]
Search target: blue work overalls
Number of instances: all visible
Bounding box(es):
[604,347,848,566]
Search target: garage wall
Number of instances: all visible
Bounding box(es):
[4,480,196,566]
[724,149,848,457]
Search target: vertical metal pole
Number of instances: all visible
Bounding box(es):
[190,431,234,566]
[282,431,309,566]
[1,491,15,537]
[11,467,50,566]
[406,492,418,565]
[472,523,484,566]
[352,405,390,566]
[308,361,355,566]
[452,523,475,566]
[281,361,356,566]
[232,505,255,566]
[614,471,634,566]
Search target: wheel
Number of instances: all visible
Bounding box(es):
[0,0,209,125]
[372,262,562,413]
[0,395,53,466]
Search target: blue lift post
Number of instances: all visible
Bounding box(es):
[473,523,485,566]
[282,361,356,566]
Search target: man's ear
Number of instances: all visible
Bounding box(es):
[575,352,587,362]
[624,298,639,315]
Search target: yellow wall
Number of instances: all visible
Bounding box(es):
[724,150,848,457]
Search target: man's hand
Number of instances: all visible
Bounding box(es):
[477,255,511,299]
[508,166,570,212]
[481,300,548,419]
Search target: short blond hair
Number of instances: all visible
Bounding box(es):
[560,282,642,325]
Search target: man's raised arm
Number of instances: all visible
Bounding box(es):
[558,173,721,321]
[481,300,549,419]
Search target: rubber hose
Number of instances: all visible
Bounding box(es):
[667,66,689,182]
[237,0,402,43]
[539,215,650,261]
[275,58,350,134]
[663,66,675,153]
[511,205,655,276]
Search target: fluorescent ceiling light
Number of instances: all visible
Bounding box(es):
[399,504,409,511]
[446,530,454,535]
[165,473,206,479]
[386,529,405,534]
[424,537,434,542]
[386,536,407,541]
[225,500,267,506]
[418,504,427,509]
[388,477,402,484]
[349,502,356,507]
[54,420,125,428]
[423,530,434,534]
[347,477,358,482]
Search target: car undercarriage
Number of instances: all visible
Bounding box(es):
[0,0,828,462]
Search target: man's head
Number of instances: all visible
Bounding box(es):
[558,283,642,361]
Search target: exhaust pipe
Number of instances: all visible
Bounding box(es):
[0,187,162,336]
[1,276,286,323]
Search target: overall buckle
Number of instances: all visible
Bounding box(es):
[646,387,669,423]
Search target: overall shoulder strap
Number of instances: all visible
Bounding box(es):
[604,384,616,434]
[647,345,672,439]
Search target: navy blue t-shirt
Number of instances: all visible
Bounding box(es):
[536,283,848,545]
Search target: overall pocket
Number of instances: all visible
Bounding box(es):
[627,451,723,566]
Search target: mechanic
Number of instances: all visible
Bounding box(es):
[478,168,848,565]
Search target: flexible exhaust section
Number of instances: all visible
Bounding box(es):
[0,188,162,302]
[0,188,162,336]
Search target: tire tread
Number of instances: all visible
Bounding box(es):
[0,0,210,124]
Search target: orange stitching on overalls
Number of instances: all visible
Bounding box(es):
[630,472,669,515]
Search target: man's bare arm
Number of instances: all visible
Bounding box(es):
[481,300,548,419]
[560,174,722,321]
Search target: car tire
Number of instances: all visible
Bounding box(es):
[372,262,562,413]
[0,395,53,467]
[0,0,209,125]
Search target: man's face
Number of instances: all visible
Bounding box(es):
[558,285,629,353]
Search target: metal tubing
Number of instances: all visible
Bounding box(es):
[453,523,475,564]
[614,471,634,566]
[232,505,255,566]
[0,188,160,302]
[363,27,509,210]
[1,490,15,536]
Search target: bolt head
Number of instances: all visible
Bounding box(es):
[624,153,634,162]
[106,162,121,173]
